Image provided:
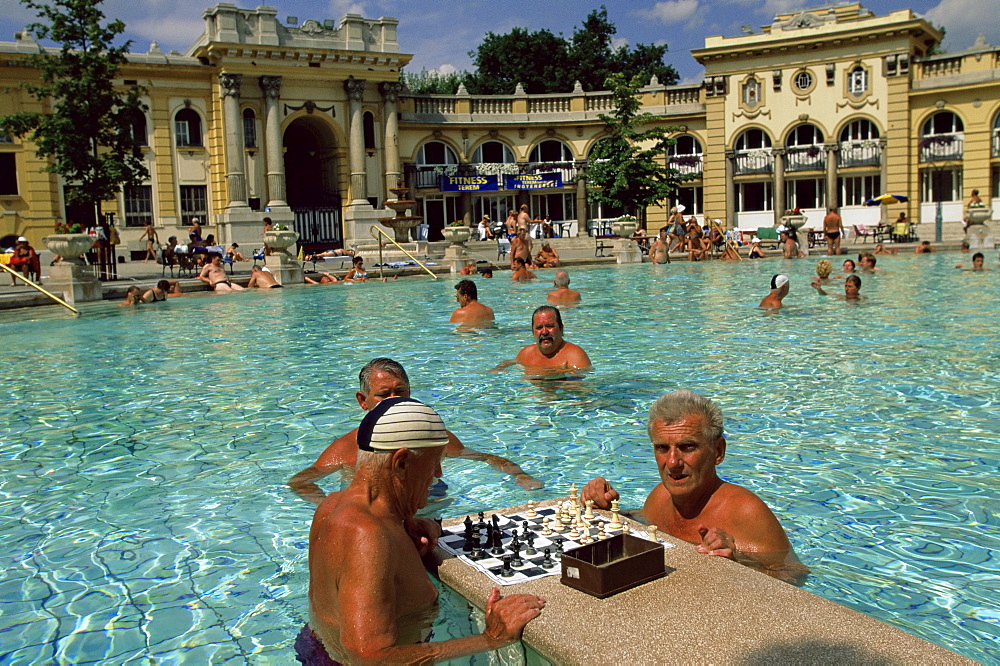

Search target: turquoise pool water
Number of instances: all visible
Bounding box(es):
[0,252,997,663]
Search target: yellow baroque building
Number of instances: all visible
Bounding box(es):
[1,3,997,253]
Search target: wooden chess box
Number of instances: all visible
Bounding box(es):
[560,534,666,598]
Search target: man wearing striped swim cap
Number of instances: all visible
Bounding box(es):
[759,274,789,309]
[305,396,545,663]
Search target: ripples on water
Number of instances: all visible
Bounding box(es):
[0,252,997,663]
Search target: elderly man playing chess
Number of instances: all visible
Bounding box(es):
[302,397,546,663]
[582,389,808,583]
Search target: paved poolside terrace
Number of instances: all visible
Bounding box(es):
[0,236,962,311]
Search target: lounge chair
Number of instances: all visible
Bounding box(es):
[852,225,875,243]
[755,227,779,249]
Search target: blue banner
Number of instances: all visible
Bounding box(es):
[504,173,563,189]
[438,175,499,191]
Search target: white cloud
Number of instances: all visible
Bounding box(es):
[636,0,700,25]
[923,0,999,51]
[436,64,456,75]
[611,37,630,50]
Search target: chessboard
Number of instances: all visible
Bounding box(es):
[438,501,674,587]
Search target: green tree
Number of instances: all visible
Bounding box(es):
[401,67,467,95]
[569,7,678,91]
[586,73,686,220]
[0,0,148,223]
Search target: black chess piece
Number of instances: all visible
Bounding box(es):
[491,514,500,531]
[490,527,504,555]
[462,530,476,553]
[541,547,554,569]
[470,535,486,560]
[554,540,564,559]
[501,555,514,577]
[463,515,473,535]
[525,533,537,555]
[510,542,523,567]
[522,520,533,536]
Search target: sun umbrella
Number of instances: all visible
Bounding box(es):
[864,194,909,206]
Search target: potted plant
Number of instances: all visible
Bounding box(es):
[611,214,639,238]
[262,223,300,256]
[779,207,807,230]
[42,222,94,265]
[441,220,472,245]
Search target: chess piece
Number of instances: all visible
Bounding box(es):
[648,525,659,542]
[501,555,514,577]
[583,499,595,520]
[608,499,623,529]
[463,530,476,553]
[596,527,609,540]
[567,521,580,539]
[490,528,504,556]
[554,540,564,559]
[569,483,578,502]
[560,502,573,525]
[541,517,553,536]
[621,522,630,535]
[549,516,564,533]
[580,528,593,544]
[541,548,555,569]
[525,501,538,518]
[522,520,533,537]
[510,542,523,567]
[526,533,537,555]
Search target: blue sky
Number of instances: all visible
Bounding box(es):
[2,0,997,84]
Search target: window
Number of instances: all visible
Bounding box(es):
[786,178,825,210]
[839,118,880,142]
[794,71,813,91]
[125,108,147,146]
[416,141,458,166]
[735,129,772,151]
[588,199,625,220]
[0,153,17,195]
[922,111,964,136]
[363,111,376,152]
[529,140,572,163]
[848,67,868,95]
[921,168,962,203]
[530,192,574,221]
[0,134,12,144]
[473,195,516,224]
[124,185,153,228]
[667,135,704,175]
[742,78,761,107]
[675,186,703,215]
[786,124,824,147]
[174,108,202,147]
[242,109,256,149]
[180,185,208,226]
[993,112,1000,157]
[738,181,772,212]
[839,175,881,206]
[471,141,515,164]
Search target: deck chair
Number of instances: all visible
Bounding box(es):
[497,236,510,261]
[252,248,266,267]
[161,248,178,276]
[756,227,779,249]
[853,225,875,243]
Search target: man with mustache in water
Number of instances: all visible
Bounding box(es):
[493,305,592,376]
[300,397,546,663]
[581,390,808,584]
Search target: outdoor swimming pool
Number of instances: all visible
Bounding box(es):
[0,251,997,663]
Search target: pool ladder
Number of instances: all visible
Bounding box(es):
[369,226,438,280]
[0,262,80,314]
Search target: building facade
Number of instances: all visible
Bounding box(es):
[1,3,998,252]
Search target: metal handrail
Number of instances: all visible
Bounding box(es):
[0,262,81,314]
[368,226,438,280]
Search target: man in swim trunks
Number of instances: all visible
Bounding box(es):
[247,266,283,288]
[823,207,844,255]
[582,389,808,584]
[509,229,532,269]
[649,227,671,264]
[534,242,560,268]
[494,306,592,375]
[450,279,494,325]
[516,204,532,235]
[305,397,545,663]
[198,253,244,291]
[547,270,581,304]
[955,252,988,271]
[759,274,789,309]
[288,358,543,503]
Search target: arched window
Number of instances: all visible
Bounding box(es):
[786,124,824,147]
[125,108,147,146]
[529,140,572,163]
[174,108,202,147]
[242,108,256,149]
[785,125,825,172]
[839,118,880,142]
[920,111,964,162]
[734,129,772,152]
[839,119,881,168]
[734,129,773,175]
[921,111,964,136]
[416,140,458,166]
[667,136,704,175]
[471,141,515,164]
[993,111,1000,158]
[363,111,376,152]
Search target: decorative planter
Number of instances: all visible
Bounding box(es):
[611,220,638,238]
[965,207,992,225]
[262,229,300,256]
[442,226,472,245]
[42,234,95,265]
[779,215,807,230]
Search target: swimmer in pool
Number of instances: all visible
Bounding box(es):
[546,270,581,304]
[581,389,808,584]
[450,279,495,325]
[955,253,988,271]
[812,274,864,300]
[305,397,545,664]
[288,358,543,504]
[759,274,789,309]
[247,266,283,288]
[493,305,592,376]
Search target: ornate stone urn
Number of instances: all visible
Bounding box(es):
[441,225,472,246]
[42,234,94,265]
[611,218,638,238]
[965,207,992,225]
[610,217,642,264]
[779,214,807,230]
[262,229,300,256]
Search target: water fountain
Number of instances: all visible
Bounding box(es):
[379,184,423,243]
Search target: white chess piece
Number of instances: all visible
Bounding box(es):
[583,499,595,520]
[580,528,593,544]
[597,525,609,540]
[525,501,538,518]
[569,483,578,501]
[567,521,580,539]
[621,522,630,535]
[541,517,552,536]
[608,499,623,529]
[560,501,573,525]
[648,525,659,542]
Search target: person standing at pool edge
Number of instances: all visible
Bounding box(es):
[289,358,543,503]
[581,389,808,583]
[303,397,546,663]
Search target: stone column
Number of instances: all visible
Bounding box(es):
[380,81,403,197]
[724,151,735,228]
[825,142,839,210]
[345,77,369,205]
[576,176,587,237]
[773,147,786,227]
[220,73,248,208]
[259,75,288,209]
[878,138,888,194]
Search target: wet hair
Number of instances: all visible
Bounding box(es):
[553,271,570,288]
[513,257,525,267]
[359,358,409,395]
[532,305,563,329]
[480,268,493,276]
[455,279,477,300]
[972,252,984,261]
[843,259,856,270]
[859,252,876,266]
[846,275,862,288]
[157,279,170,290]
[815,259,832,278]
[353,256,364,266]
[647,390,723,441]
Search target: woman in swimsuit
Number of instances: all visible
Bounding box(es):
[344,256,368,282]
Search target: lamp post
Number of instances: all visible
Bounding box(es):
[926,153,944,243]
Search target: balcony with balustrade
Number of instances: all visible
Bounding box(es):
[734,149,773,175]
[785,146,826,172]
[667,154,703,177]
[919,133,964,163]
[839,140,882,168]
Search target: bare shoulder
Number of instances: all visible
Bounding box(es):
[713,483,791,550]
[314,429,359,470]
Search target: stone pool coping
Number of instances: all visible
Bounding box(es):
[436,499,973,665]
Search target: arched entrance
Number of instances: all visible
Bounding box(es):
[283,116,342,244]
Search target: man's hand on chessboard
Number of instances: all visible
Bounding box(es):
[581,476,619,509]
